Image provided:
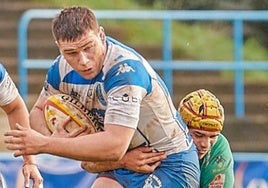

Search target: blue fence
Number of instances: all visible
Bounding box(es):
[18,9,268,118]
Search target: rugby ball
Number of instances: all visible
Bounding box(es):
[43,94,97,134]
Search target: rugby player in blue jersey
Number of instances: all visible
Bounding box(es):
[5,6,200,188]
[0,63,42,188]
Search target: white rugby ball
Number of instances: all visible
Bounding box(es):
[43,94,96,134]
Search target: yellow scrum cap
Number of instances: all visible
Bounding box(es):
[178,89,224,131]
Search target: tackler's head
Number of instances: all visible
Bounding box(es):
[178,89,224,132]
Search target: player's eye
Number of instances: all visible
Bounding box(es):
[193,132,203,138]
[64,50,79,56]
[83,43,95,53]
[210,135,218,139]
[84,46,91,52]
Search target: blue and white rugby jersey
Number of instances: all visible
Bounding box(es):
[0,64,19,106]
[41,37,192,155]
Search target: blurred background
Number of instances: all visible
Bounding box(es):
[0,0,268,187]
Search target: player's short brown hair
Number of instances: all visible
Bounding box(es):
[52,6,99,42]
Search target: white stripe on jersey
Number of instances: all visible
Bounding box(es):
[0,65,18,106]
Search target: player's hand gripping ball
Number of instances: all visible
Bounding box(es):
[43,94,97,134]
[178,89,224,131]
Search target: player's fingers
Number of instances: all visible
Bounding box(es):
[23,172,30,188]
[55,124,68,135]
[141,153,166,166]
[32,178,43,188]
[59,116,72,130]
[4,136,23,145]
[15,123,28,131]
[148,161,161,171]
[136,162,161,173]
[5,142,23,151]
[137,146,154,153]
[139,151,166,163]
[69,126,88,137]
[83,126,93,135]
[13,150,24,157]
[4,129,24,137]
[4,136,12,144]
[147,151,167,158]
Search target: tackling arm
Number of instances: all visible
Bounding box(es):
[81,146,167,173]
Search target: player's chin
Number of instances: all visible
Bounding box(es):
[198,151,208,159]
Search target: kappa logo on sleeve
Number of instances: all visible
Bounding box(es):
[209,174,225,188]
[4,75,14,89]
[116,63,135,76]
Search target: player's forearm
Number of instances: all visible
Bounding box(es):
[22,154,37,164]
[42,131,128,161]
[4,96,30,130]
[42,125,133,161]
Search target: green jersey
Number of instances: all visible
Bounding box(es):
[199,134,234,188]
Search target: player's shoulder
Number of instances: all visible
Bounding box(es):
[47,55,73,77]
[0,64,7,83]
[216,134,230,147]
[105,37,148,74]
[45,55,69,89]
[106,36,143,64]
[200,134,234,188]
[48,55,63,71]
[210,134,232,158]
[200,133,233,173]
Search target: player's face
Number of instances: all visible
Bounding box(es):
[57,28,106,79]
[189,128,220,159]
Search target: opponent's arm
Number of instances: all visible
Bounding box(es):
[2,96,43,188]
[81,160,121,173]
[81,146,166,173]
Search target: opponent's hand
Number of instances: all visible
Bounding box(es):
[81,147,167,174]
[22,163,43,188]
[4,123,46,157]
[51,116,90,138]
[121,146,167,173]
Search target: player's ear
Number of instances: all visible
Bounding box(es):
[99,26,106,43]
[55,40,59,47]
[55,40,64,54]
